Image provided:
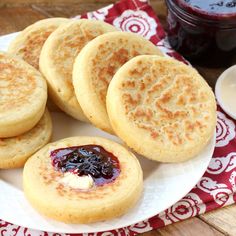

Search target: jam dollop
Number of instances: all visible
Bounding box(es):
[51,145,120,186]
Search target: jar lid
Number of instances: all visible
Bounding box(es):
[173,0,236,22]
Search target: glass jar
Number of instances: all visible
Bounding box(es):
[165,0,236,67]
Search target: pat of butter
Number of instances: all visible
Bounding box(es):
[59,172,94,190]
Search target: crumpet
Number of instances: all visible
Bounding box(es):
[107,55,216,162]
[0,109,52,169]
[73,32,163,133]
[0,52,47,138]
[39,19,117,122]
[8,18,69,70]
[23,136,143,223]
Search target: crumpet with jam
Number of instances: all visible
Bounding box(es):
[23,136,143,223]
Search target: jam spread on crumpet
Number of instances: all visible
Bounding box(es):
[51,145,120,186]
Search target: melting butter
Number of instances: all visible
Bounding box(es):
[59,172,94,190]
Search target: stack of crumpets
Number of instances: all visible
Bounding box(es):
[0,52,52,168]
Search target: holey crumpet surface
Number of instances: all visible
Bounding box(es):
[107,55,216,162]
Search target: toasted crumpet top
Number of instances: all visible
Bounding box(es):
[8,18,69,70]
[73,32,163,133]
[0,52,47,137]
[39,19,117,121]
[107,55,216,162]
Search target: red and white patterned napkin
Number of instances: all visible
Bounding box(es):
[1,0,235,235]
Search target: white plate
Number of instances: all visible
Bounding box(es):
[215,65,236,120]
[0,34,215,234]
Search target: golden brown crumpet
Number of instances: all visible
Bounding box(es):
[39,19,117,122]
[8,18,70,70]
[107,55,216,162]
[0,109,52,169]
[73,31,163,133]
[23,136,143,223]
[0,52,47,138]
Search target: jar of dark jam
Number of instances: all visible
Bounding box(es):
[166,0,236,67]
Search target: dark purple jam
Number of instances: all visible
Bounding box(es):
[51,145,120,186]
[166,0,236,67]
